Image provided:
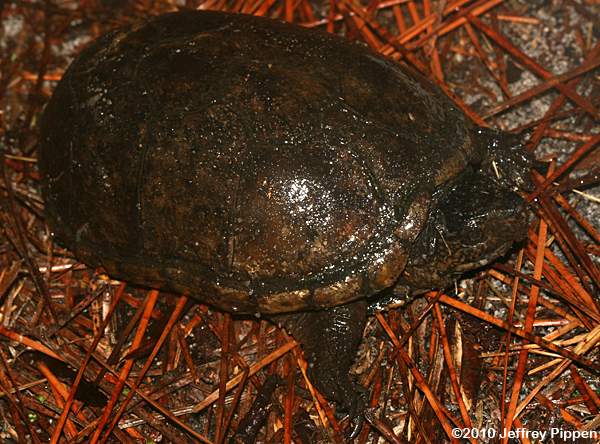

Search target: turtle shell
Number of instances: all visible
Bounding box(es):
[39,11,482,314]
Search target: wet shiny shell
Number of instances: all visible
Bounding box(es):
[40,11,479,314]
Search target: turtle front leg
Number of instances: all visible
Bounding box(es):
[270,299,368,418]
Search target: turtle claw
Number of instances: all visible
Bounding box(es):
[314,368,368,439]
[342,386,369,439]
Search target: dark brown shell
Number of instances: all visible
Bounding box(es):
[39,11,481,314]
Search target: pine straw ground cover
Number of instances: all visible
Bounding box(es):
[0,0,599,443]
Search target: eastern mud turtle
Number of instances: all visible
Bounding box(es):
[39,10,532,421]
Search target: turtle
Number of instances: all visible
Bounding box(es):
[38,10,533,423]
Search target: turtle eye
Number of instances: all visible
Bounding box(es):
[467,159,481,173]
[461,219,485,244]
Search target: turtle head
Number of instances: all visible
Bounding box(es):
[400,168,528,291]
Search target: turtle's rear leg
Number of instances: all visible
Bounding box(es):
[270,299,368,418]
